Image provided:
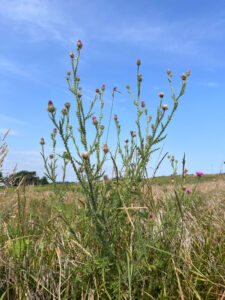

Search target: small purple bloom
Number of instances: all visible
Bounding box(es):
[187,189,191,194]
[196,171,204,177]
[149,215,153,219]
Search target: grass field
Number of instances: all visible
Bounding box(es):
[0,174,224,299]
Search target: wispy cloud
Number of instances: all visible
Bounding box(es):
[0,114,27,125]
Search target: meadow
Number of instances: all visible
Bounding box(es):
[0,41,225,299]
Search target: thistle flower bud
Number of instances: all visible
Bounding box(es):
[63,152,70,159]
[69,52,74,58]
[67,70,71,76]
[102,144,110,154]
[47,101,56,113]
[114,114,117,120]
[69,125,72,130]
[64,102,71,110]
[92,116,98,125]
[82,151,90,160]
[79,166,85,173]
[184,168,188,173]
[138,74,142,82]
[95,88,100,93]
[181,185,186,191]
[124,138,129,143]
[171,177,174,183]
[126,85,130,89]
[100,125,104,130]
[162,104,168,111]
[78,92,82,98]
[101,84,105,91]
[49,154,53,159]
[167,155,170,159]
[77,40,83,50]
[61,108,67,115]
[40,138,45,145]
[136,59,141,66]
[53,128,57,133]
[181,74,187,81]
[167,69,172,76]
[130,131,136,137]
[158,92,164,98]
[141,100,145,108]
[171,156,174,161]
[186,69,191,77]
[76,76,80,82]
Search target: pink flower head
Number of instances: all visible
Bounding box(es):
[101,84,105,91]
[40,138,45,145]
[53,128,57,133]
[92,116,97,125]
[137,59,141,66]
[149,214,153,219]
[187,189,192,194]
[77,40,83,50]
[171,177,174,183]
[92,116,96,121]
[114,114,117,120]
[61,108,67,115]
[196,171,204,177]
[141,100,145,108]
[48,100,53,107]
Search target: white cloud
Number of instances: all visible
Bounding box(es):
[0,114,27,125]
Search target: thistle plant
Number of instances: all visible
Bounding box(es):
[40,40,190,255]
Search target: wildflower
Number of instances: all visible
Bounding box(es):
[141,100,145,108]
[158,92,164,98]
[61,108,67,115]
[40,138,45,145]
[77,40,83,50]
[82,151,90,160]
[100,125,104,130]
[186,69,191,77]
[196,171,204,177]
[78,92,82,98]
[171,177,174,183]
[181,74,187,81]
[101,84,105,91]
[79,166,85,173]
[187,189,191,194]
[64,102,71,110]
[162,104,168,111]
[138,74,142,82]
[76,76,80,82]
[136,59,141,66]
[102,144,110,154]
[95,88,100,93]
[92,116,98,125]
[171,156,174,161]
[67,70,71,76]
[149,215,153,219]
[53,128,57,133]
[47,100,56,113]
[130,131,136,137]
[167,69,172,76]
[49,154,53,159]
[69,125,72,130]
[69,52,74,58]
[167,155,170,159]
[114,114,117,120]
[184,168,188,173]
[126,85,130,89]
[124,138,129,143]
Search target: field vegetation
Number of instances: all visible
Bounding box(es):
[0,41,224,299]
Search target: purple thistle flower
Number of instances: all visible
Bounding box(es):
[196,171,204,177]
[187,189,191,194]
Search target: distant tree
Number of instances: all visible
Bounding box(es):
[7,171,49,186]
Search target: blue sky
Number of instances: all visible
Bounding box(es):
[1,0,225,181]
